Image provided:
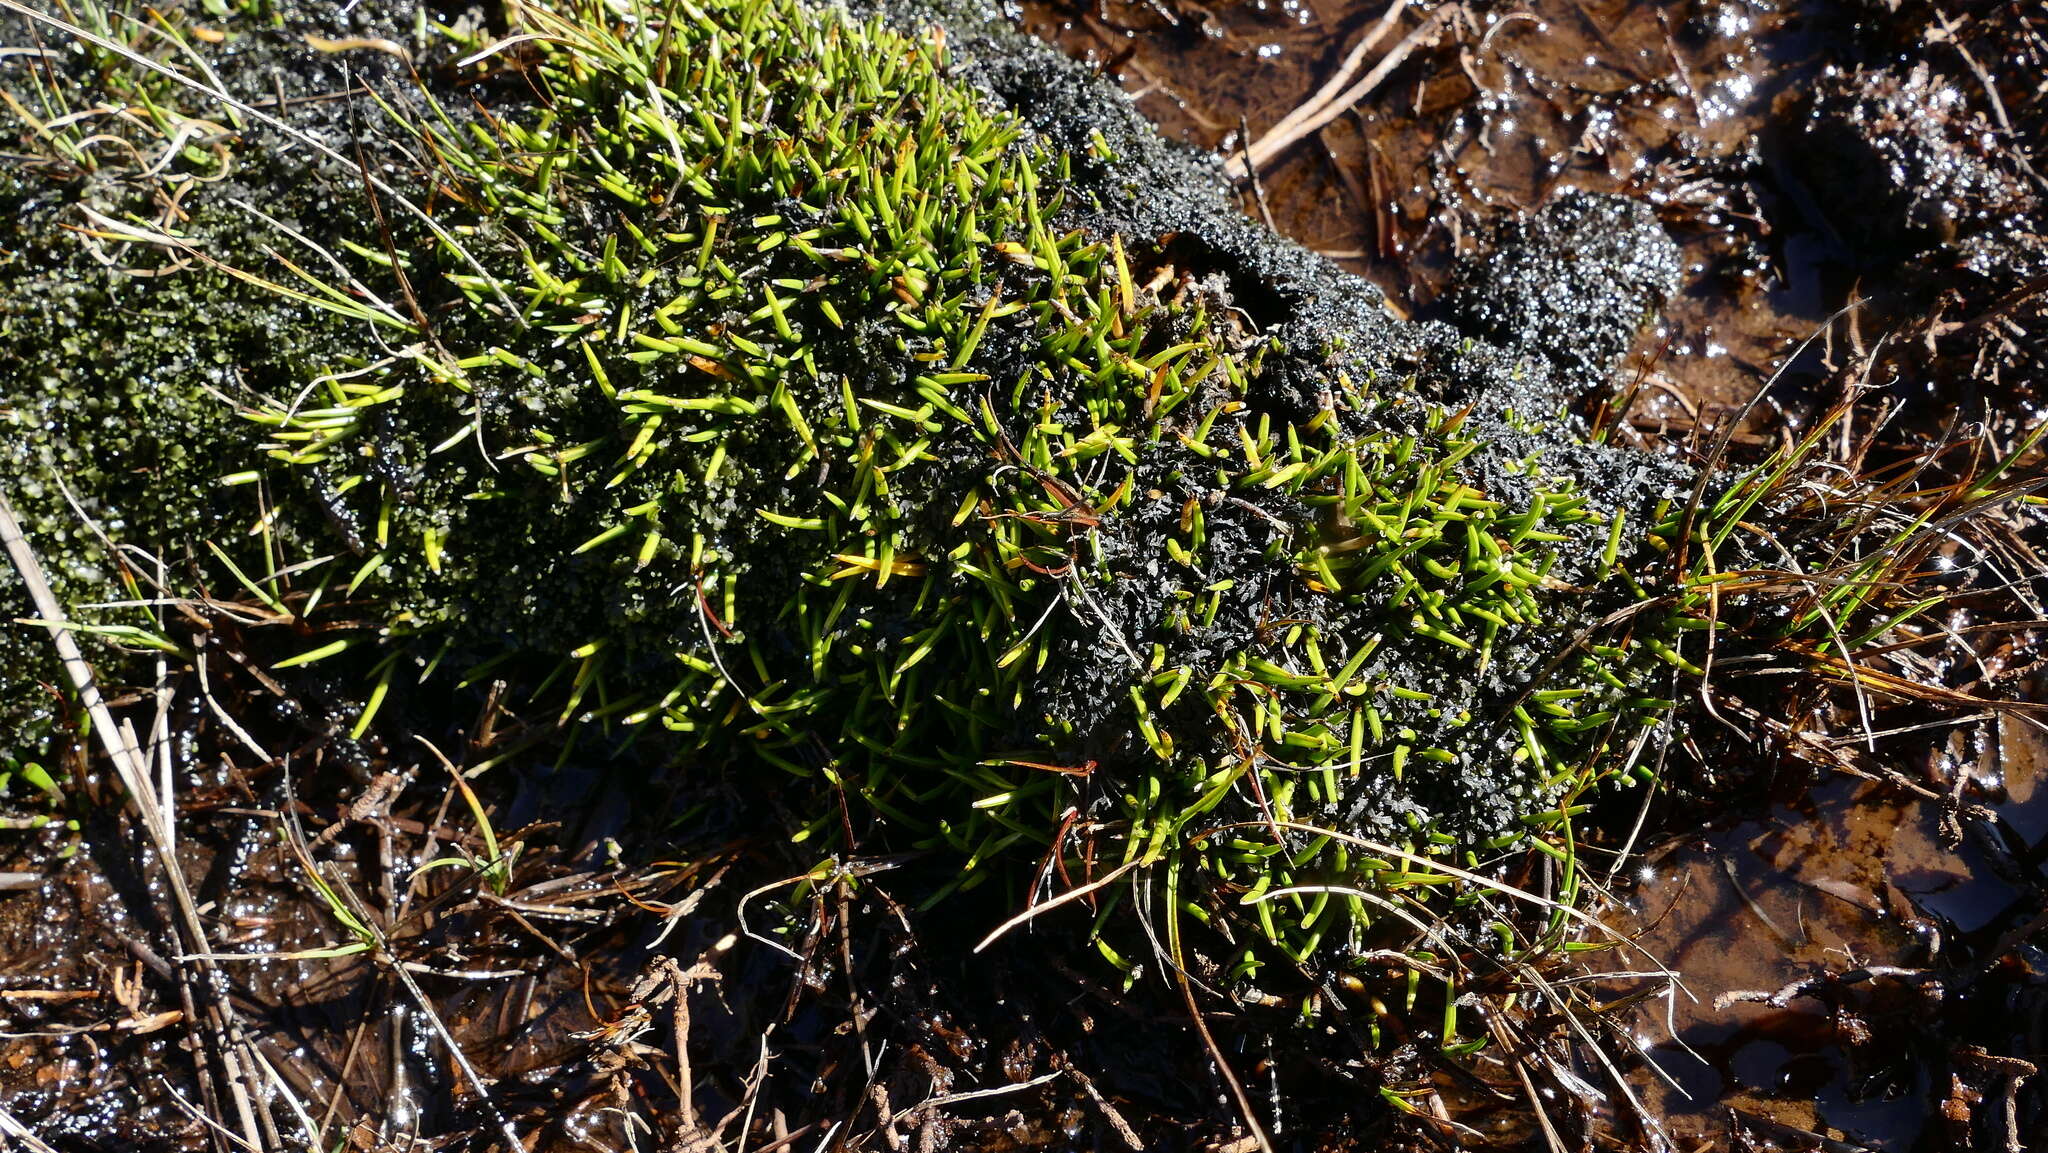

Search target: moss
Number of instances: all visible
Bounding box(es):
[0,166,348,776]
[1,0,1697,965]
[1447,192,1682,396]
[0,0,428,773]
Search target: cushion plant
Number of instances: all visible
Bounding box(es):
[1,0,1711,974]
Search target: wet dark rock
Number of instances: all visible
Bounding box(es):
[1444,191,1683,399]
[1792,64,2037,264]
[1774,55,2048,412]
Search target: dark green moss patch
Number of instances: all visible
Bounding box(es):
[2,0,1710,967]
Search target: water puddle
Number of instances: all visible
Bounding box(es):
[1020,0,1848,431]
[1613,717,2047,1148]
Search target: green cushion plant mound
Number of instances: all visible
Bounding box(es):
[2,0,1696,969]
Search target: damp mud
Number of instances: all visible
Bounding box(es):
[0,696,671,1149]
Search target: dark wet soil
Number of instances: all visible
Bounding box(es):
[0,663,1390,1152]
[0,688,668,1149]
